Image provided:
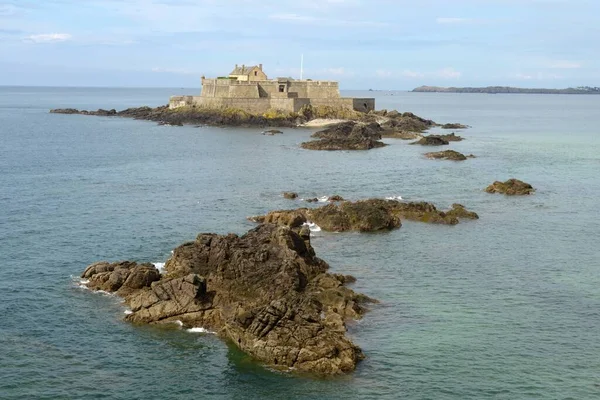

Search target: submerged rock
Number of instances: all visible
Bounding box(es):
[250,199,479,232]
[301,121,387,151]
[282,191,298,200]
[262,129,283,135]
[485,179,535,195]
[424,150,468,161]
[81,224,374,376]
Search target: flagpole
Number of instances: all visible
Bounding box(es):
[300,54,304,80]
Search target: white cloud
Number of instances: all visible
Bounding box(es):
[436,17,471,24]
[24,33,72,43]
[515,72,561,80]
[268,13,386,27]
[322,67,353,76]
[548,60,581,69]
[152,67,197,75]
[402,69,425,78]
[436,68,461,79]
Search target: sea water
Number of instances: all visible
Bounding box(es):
[1,87,599,399]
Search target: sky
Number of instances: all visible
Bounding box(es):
[0,0,598,89]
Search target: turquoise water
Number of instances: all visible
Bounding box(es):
[1,87,599,399]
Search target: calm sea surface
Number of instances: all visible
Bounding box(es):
[1,87,599,399]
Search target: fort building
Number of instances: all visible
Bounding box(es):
[169,64,375,114]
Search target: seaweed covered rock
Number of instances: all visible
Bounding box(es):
[424,150,468,161]
[250,199,479,232]
[438,132,464,142]
[81,224,375,376]
[301,121,386,151]
[51,106,302,128]
[485,179,535,195]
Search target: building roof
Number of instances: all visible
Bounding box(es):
[229,65,259,76]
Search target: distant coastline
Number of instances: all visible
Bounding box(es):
[412,85,600,95]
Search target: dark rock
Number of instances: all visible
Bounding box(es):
[262,129,283,135]
[410,136,449,146]
[424,150,468,161]
[328,195,345,202]
[81,224,374,376]
[282,192,298,200]
[306,198,319,203]
[379,112,436,133]
[441,123,469,129]
[485,179,535,195]
[302,122,387,151]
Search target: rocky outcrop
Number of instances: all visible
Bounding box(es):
[51,106,302,128]
[445,204,480,220]
[301,121,386,151]
[485,179,535,195]
[81,224,375,376]
[424,150,468,161]
[381,130,422,140]
[438,132,464,142]
[250,199,479,232]
[441,123,469,129]
[282,192,298,200]
[410,136,450,146]
[378,111,436,133]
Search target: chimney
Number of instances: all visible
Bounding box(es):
[259,63,263,70]
[235,64,238,68]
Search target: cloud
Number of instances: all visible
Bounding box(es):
[268,13,387,27]
[548,60,581,69]
[436,68,461,79]
[436,17,471,24]
[515,72,561,80]
[24,33,72,43]
[151,67,197,75]
[322,67,353,76]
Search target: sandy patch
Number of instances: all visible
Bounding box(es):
[300,118,348,128]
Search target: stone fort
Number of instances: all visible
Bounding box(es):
[169,64,375,114]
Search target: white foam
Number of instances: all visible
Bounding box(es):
[174,320,184,327]
[124,309,133,315]
[94,290,114,296]
[385,195,403,200]
[186,327,215,334]
[302,221,322,232]
[317,196,330,203]
[153,262,166,273]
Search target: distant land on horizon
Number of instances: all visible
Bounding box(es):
[411,85,600,94]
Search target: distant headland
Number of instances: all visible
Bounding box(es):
[412,85,600,95]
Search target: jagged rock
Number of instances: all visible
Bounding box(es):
[250,199,478,232]
[301,122,387,151]
[441,123,469,129]
[485,179,535,195]
[379,112,436,133]
[424,150,468,161]
[410,136,449,146]
[81,224,374,376]
[306,198,319,203]
[282,192,298,200]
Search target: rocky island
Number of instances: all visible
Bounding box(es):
[413,85,600,95]
[80,224,375,376]
[485,179,535,195]
[250,199,479,232]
